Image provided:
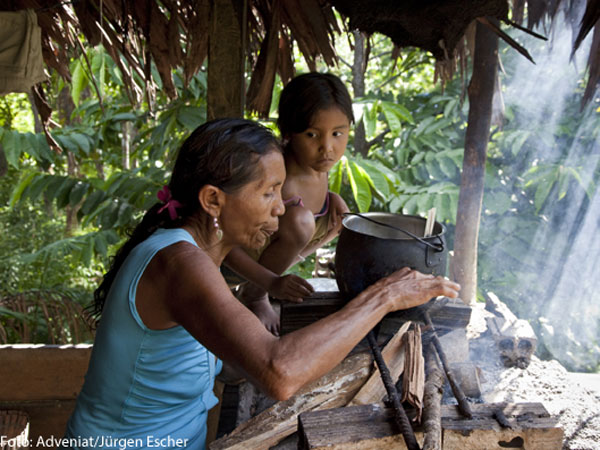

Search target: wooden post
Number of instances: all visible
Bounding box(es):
[422,344,444,450]
[452,20,499,304]
[207,0,246,120]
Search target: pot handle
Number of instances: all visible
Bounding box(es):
[344,212,444,252]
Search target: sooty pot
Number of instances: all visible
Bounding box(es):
[335,212,448,301]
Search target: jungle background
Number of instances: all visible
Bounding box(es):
[1,10,599,373]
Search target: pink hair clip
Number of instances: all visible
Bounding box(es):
[157,185,183,220]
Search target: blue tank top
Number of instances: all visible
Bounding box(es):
[64,228,222,449]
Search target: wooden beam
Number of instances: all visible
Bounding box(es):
[0,344,92,442]
[298,402,563,449]
[281,295,471,336]
[207,0,246,119]
[209,352,373,450]
[452,19,499,304]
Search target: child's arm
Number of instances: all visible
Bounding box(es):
[224,247,314,302]
[300,191,349,258]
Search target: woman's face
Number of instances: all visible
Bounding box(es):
[221,150,286,249]
[288,106,350,172]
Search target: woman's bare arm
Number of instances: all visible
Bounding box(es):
[149,243,460,401]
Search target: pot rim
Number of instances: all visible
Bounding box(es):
[341,212,446,241]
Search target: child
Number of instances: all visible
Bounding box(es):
[224,72,354,336]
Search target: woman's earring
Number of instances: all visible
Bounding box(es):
[214,217,223,241]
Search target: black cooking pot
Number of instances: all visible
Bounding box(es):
[335,212,447,301]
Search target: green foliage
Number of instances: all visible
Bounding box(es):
[0,46,211,344]
[2,21,599,374]
[343,84,466,222]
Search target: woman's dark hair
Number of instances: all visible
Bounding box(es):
[277,72,354,140]
[92,118,281,319]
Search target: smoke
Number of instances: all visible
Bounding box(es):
[483,6,600,371]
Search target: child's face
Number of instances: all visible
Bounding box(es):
[288,106,350,172]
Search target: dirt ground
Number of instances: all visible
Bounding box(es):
[468,303,600,450]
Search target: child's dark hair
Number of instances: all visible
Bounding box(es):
[277,72,354,139]
[92,118,281,319]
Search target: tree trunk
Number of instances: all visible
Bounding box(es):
[207,0,246,120]
[452,21,498,305]
[57,87,78,235]
[351,30,368,157]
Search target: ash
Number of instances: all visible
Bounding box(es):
[467,303,600,450]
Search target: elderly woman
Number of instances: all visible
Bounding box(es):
[63,118,460,449]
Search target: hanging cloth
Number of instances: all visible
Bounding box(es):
[0,8,47,95]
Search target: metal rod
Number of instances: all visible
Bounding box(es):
[423,312,473,419]
[367,330,420,450]
[493,408,513,428]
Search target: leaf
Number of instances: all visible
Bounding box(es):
[329,159,343,193]
[54,135,80,154]
[416,193,433,214]
[534,177,554,212]
[115,202,134,227]
[425,157,446,180]
[423,117,452,135]
[438,154,458,178]
[347,161,372,212]
[176,106,206,130]
[100,201,121,229]
[413,117,435,136]
[364,101,378,138]
[71,133,91,155]
[485,190,512,215]
[358,161,390,198]
[403,195,419,215]
[55,178,77,208]
[9,172,36,206]
[94,232,108,257]
[383,101,414,124]
[110,112,138,121]
[510,130,531,156]
[380,101,402,135]
[389,195,404,213]
[380,101,414,136]
[443,99,458,118]
[26,174,51,201]
[434,193,452,222]
[81,235,95,266]
[71,59,87,107]
[80,190,107,216]
[410,152,426,165]
[2,131,21,167]
[92,50,106,97]
[105,172,128,196]
[69,181,89,206]
[0,306,28,321]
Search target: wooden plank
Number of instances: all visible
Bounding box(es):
[209,352,373,450]
[298,403,420,450]
[422,344,444,450]
[0,344,92,443]
[281,295,471,336]
[401,325,424,421]
[349,322,410,406]
[298,402,563,450]
[0,399,76,444]
[0,344,91,401]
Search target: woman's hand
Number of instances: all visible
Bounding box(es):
[326,192,349,237]
[368,267,461,312]
[268,274,314,303]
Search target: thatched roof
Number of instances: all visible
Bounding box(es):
[1,0,599,113]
